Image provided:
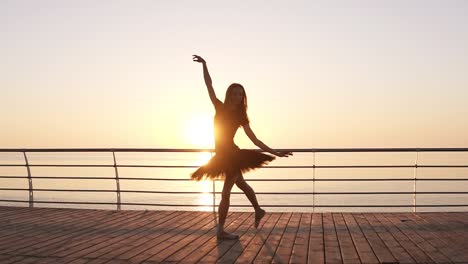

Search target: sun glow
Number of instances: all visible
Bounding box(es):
[195,152,213,165]
[184,115,214,148]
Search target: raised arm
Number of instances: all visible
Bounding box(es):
[243,123,293,157]
[192,55,221,108]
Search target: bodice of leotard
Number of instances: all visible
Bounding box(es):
[213,105,241,152]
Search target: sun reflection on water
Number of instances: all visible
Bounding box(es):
[195,177,215,211]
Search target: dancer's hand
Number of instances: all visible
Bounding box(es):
[192,55,206,64]
[276,151,293,157]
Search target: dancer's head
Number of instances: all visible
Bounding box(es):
[224,83,249,125]
[225,83,247,109]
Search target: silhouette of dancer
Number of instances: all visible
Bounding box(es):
[191,55,292,240]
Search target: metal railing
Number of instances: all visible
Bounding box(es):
[1,148,468,212]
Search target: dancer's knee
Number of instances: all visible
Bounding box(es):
[235,175,249,191]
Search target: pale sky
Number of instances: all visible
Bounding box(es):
[2,0,468,149]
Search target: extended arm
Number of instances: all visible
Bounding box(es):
[192,55,221,107]
[243,124,292,157]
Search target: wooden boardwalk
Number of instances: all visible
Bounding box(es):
[0,206,467,263]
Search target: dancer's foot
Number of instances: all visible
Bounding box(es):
[217,231,239,240]
[255,208,266,229]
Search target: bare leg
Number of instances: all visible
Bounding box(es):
[217,171,239,239]
[235,173,260,210]
[235,173,265,228]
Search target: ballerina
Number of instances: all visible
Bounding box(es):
[191,55,292,240]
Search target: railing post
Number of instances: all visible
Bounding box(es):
[112,151,121,210]
[212,180,216,214]
[413,150,419,213]
[23,152,33,208]
[211,151,216,214]
[312,151,316,213]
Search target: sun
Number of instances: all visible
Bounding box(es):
[184,115,214,148]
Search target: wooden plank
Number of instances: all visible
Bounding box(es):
[375,213,433,263]
[425,212,468,251]
[0,207,59,223]
[0,207,82,242]
[32,256,89,264]
[439,212,468,241]
[216,213,274,263]
[0,255,29,264]
[234,212,282,263]
[0,206,28,213]
[368,213,416,264]
[0,208,76,247]
[79,210,178,259]
[99,211,200,261]
[0,253,19,264]
[0,208,104,244]
[342,213,378,264]
[62,210,177,259]
[290,213,311,264]
[271,212,301,263]
[308,212,325,264]
[1,207,100,230]
[445,212,468,245]
[17,209,134,255]
[88,259,129,264]
[163,212,250,262]
[0,208,108,255]
[404,213,465,263]
[333,213,360,264]
[131,211,222,262]
[322,212,342,264]
[20,210,145,257]
[0,206,50,217]
[253,212,292,263]
[85,257,118,264]
[383,213,452,263]
[353,213,397,263]
[58,257,90,264]
[50,209,153,255]
[193,212,251,263]
[170,211,247,263]
[1,256,41,264]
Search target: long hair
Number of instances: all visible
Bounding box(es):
[224,83,249,125]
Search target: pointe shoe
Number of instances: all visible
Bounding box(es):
[217,231,239,240]
[255,209,266,229]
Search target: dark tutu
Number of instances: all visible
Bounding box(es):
[191,149,275,181]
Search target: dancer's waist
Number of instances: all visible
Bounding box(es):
[215,142,239,153]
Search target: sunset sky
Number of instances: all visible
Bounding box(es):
[2,0,467,149]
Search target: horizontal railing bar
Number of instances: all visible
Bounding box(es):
[2,147,468,152]
[131,164,460,168]
[2,176,468,181]
[0,176,127,180]
[1,188,467,195]
[2,164,468,169]
[0,148,214,153]
[0,176,115,180]
[0,199,467,207]
[0,188,115,192]
[315,165,468,168]
[242,178,468,182]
